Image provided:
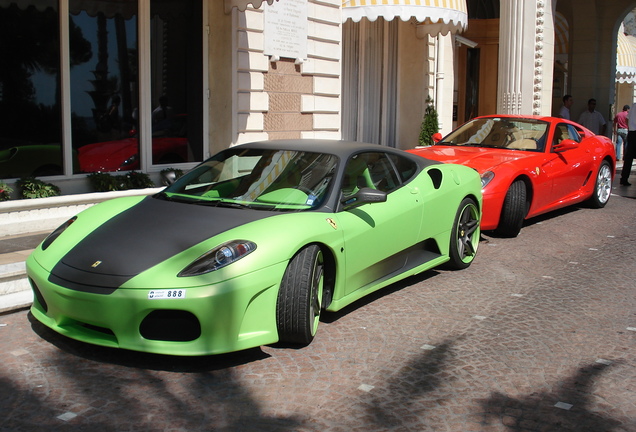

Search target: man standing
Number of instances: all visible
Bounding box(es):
[620,103,636,186]
[578,98,607,136]
[613,104,630,160]
[559,95,573,120]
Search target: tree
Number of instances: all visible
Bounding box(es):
[418,96,439,146]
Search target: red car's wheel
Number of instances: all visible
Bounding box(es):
[495,179,527,238]
[589,161,612,208]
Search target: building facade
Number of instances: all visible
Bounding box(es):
[0,0,634,195]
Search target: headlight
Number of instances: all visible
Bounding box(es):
[178,240,257,277]
[480,171,495,188]
[42,216,77,250]
[120,154,138,167]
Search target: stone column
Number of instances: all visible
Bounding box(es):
[497,0,554,115]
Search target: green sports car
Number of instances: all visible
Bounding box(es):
[27,140,482,356]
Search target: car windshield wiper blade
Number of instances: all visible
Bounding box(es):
[195,199,251,209]
[153,191,195,203]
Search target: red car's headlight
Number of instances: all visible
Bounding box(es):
[480,170,495,188]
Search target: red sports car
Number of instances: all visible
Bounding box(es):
[408,115,616,237]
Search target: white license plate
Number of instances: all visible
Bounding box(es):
[148,289,186,299]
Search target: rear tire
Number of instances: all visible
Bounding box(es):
[495,180,527,238]
[447,197,480,269]
[276,245,324,345]
[589,161,612,208]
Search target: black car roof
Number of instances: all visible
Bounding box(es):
[231,139,441,169]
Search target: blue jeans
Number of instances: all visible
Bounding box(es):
[616,128,628,160]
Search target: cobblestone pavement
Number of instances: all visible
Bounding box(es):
[1,183,635,432]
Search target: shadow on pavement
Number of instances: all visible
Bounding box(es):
[478,361,628,431]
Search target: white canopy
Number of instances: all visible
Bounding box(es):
[616,32,636,84]
[224,0,277,14]
[342,0,467,35]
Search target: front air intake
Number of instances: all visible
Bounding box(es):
[140,310,201,342]
[29,278,48,312]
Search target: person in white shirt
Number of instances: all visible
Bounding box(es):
[558,94,573,120]
[577,98,606,136]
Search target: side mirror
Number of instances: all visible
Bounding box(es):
[553,138,578,153]
[432,132,443,143]
[161,170,179,186]
[341,187,387,210]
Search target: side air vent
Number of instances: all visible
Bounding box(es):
[428,168,443,189]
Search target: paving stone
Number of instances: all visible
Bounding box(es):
[0,185,635,431]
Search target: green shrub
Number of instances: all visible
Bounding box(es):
[88,171,155,192]
[0,181,13,201]
[124,171,155,189]
[87,172,119,192]
[17,177,61,199]
[418,96,439,147]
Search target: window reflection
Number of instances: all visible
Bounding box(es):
[0,0,203,179]
[150,0,203,165]
[70,0,139,173]
[0,0,63,179]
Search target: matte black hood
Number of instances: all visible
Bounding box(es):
[48,196,273,293]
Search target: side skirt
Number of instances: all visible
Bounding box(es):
[326,243,447,312]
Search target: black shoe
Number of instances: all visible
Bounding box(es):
[620,180,632,186]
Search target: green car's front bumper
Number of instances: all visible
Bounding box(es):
[27,254,285,356]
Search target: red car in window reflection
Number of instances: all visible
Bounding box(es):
[78,135,188,172]
[408,115,616,237]
[78,114,189,172]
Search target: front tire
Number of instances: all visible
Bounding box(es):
[447,197,480,269]
[495,180,527,237]
[276,245,324,345]
[589,161,612,208]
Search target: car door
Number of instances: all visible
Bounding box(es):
[334,151,423,295]
[544,123,594,205]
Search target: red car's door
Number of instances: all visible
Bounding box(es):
[544,123,595,206]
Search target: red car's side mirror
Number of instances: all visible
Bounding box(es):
[553,138,579,152]
[432,132,443,143]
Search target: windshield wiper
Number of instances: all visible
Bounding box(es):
[153,192,201,203]
[195,199,251,209]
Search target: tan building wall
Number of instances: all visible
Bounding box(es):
[209,3,235,157]
[396,22,430,150]
[264,60,314,140]
[233,1,341,146]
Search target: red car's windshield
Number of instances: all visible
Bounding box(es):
[438,118,550,152]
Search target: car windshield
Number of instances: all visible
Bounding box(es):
[438,118,549,152]
[159,148,339,211]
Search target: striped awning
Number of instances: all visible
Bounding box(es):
[225,0,277,13]
[342,0,467,35]
[616,32,636,84]
[554,12,569,57]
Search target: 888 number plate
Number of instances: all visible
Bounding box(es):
[148,289,186,299]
